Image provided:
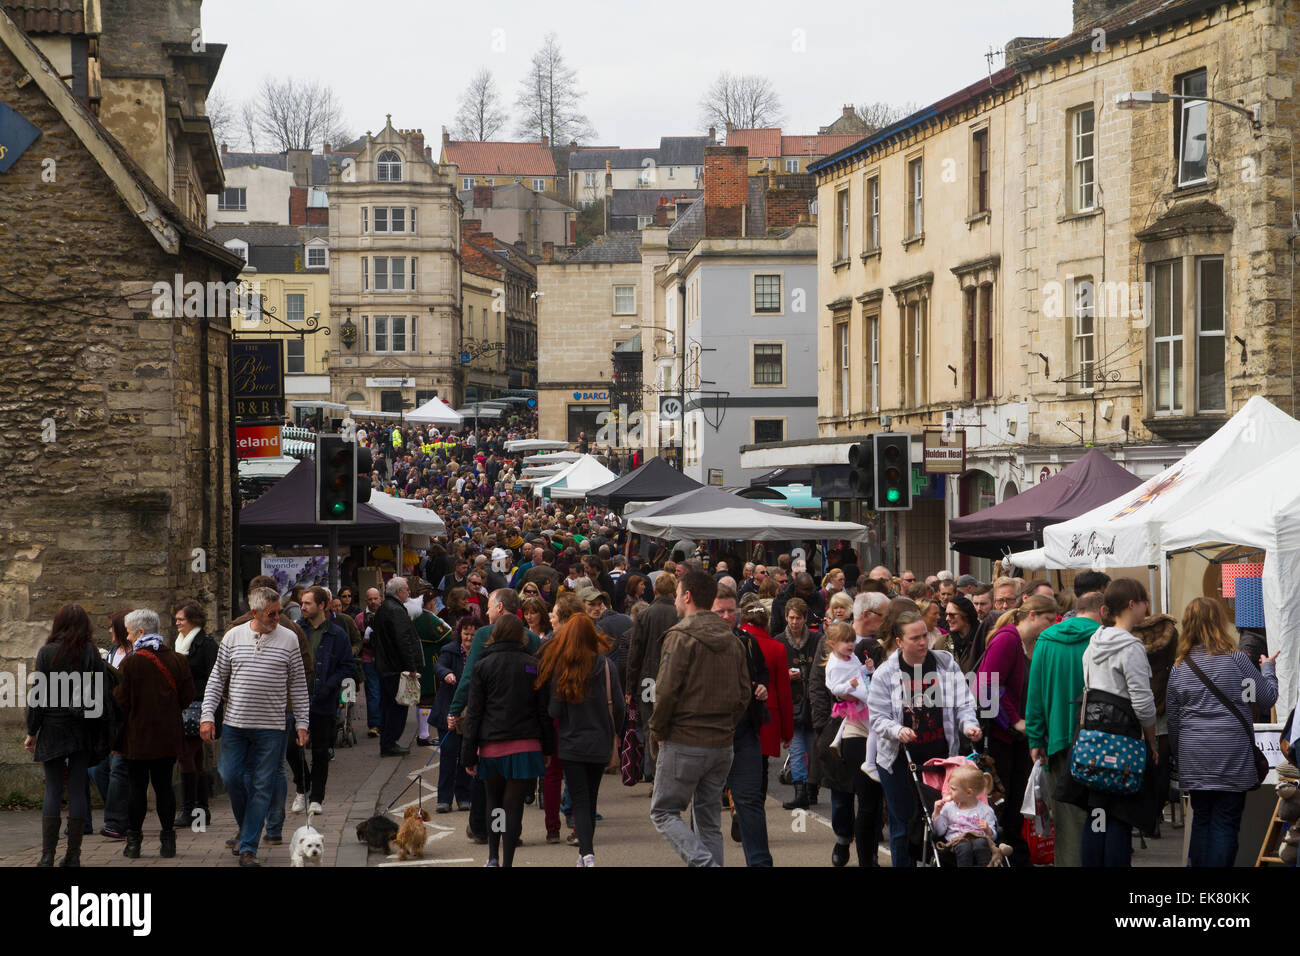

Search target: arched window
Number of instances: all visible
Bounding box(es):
[345,392,366,404]
[377,150,402,182]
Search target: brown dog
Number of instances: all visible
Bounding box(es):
[394,806,429,860]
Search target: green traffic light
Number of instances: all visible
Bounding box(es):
[331,501,347,515]
[886,488,901,504]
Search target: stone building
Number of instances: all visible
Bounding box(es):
[536,235,643,441]
[328,120,463,412]
[460,222,539,400]
[0,4,240,793]
[457,182,576,255]
[743,0,1300,580]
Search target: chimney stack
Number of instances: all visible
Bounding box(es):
[323,140,331,155]
[540,132,549,148]
[221,140,228,155]
[462,219,481,236]
[1071,0,1130,29]
[542,241,555,263]
[411,128,425,157]
[708,125,716,141]
[473,184,493,208]
[442,126,451,145]
[842,105,854,119]
[425,146,433,159]
[702,145,748,238]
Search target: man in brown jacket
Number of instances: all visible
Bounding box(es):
[648,569,752,867]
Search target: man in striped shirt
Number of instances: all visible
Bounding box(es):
[201,587,310,867]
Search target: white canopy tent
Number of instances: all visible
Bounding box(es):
[1007,397,1300,573]
[238,456,300,479]
[1161,443,1300,711]
[626,486,871,543]
[532,454,617,499]
[457,405,503,420]
[522,452,582,465]
[504,438,569,453]
[366,490,447,539]
[406,396,463,427]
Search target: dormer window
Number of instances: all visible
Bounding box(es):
[377,150,402,182]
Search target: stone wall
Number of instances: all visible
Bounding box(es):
[0,38,235,796]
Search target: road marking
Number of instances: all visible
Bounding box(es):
[377,857,474,867]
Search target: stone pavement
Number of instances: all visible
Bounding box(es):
[0,706,411,868]
[0,720,1188,866]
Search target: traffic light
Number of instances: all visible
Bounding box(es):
[873,433,912,511]
[356,446,374,505]
[316,435,357,523]
[847,440,874,506]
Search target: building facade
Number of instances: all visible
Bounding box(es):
[457,182,576,255]
[725,128,862,176]
[536,236,643,442]
[0,3,240,794]
[328,120,463,412]
[742,0,1300,580]
[567,133,716,206]
[440,132,559,195]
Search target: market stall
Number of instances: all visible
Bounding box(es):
[585,456,703,513]
[626,485,870,542]
[950,448,1141,559]
[405,395,463,427]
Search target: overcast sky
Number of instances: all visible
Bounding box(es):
[204,0,1073,149]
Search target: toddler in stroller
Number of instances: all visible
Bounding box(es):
[920,764,1008,868]
[911,755,1013,867]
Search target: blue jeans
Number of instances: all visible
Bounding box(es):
[265,715,293,839]
[362,661,381,730]
[1080,809,1132,867]
[437,731,473,806]
[1188,790,1246,867]
[788,727,811,783]
[877,752,917,867]
[726,726,772,866]
[90,752,128,832]
[219,726,286,855]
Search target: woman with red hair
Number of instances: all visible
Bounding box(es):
[535,613,625,866]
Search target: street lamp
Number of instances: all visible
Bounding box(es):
[1114,91,1260,132]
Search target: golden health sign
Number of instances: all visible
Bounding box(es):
[922,428,966,475]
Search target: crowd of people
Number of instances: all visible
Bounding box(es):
[24,411,1292,868]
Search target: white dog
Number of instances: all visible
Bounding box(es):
[289,824,325,867]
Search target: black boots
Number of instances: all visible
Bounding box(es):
[123,830,142,859]
[61,818,84,867]
[782,782,810,811]
[807,784,820,805]
[39,817,60,867]
[159,829,176,858]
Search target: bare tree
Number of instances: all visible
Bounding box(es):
[240,99,259,154]
[854,101,919,134]
[206,89,238,149]
[453,68,508,141]
[700,72,783,131]
[514,33,596,145]
[251,76,350,152]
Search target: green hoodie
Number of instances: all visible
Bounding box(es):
[1025,616,1101,756]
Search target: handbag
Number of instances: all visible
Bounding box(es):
[603,659,620,771]
[1184,654,1269,790]
[620,701,644,786]
[394,671,421,707]
[1068,641,1147,794]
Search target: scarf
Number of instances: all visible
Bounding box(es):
[174,628,198,656]
[133,633,165,653]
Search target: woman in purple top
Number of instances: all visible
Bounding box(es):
[975,594,1057,866]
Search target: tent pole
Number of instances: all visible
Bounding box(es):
[1148,564,1159,616]
[328,526,339,595]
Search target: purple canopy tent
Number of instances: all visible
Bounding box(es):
[948,448,1142,560]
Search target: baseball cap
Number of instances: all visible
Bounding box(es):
[956,574,980,588]
[577,586,603,604]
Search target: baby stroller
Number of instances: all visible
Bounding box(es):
[904,746,1011,868]
[335,678,359,749]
